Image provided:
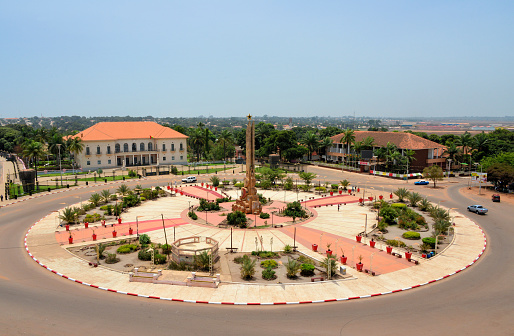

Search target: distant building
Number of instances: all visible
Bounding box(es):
[327,131,446,173]
[70,122,188,169]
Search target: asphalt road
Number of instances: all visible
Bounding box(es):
[0,170,512,336]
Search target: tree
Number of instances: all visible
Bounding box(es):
[302,131,320,161]
[486,163,514,191]
[67,137,85,168]
[21,140,46,182]
[217,130,234,162]
[394,188,410,202]
[188,127,205,162]
[299,171,317,186]
[318,137,333,159]
[443,142,462,164]
[481,152,514,170]
[340,128,356,162]
[407,192,422,207]
[423,165,444,188]
[258,167,285,185]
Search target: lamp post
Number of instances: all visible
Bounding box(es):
[474,163,483,195]
[447,159,452,179]
[136,216,143,238]
[57,144,63,186]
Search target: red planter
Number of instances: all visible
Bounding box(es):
[112,231,117,238]
[180,191,183,196]
[167,185,170,190]
[215,187,218,191]
[368,197,373,201]
[405,252,412,261]
[102,220,106,227]
[129,228,133,235]
[422,253,427,258]
[379,195,383,200]
[369,241,376,248]
[326,250,333,257]
[68,237,73,244]
[65,224,70,231]
[339,190,342,194]
[356,236,362,243]
[330,191,333,196]
[390,193,393,199]
[356,263,364,272]
[357,188,360,192]
[348,190,352,194]
[118,218,122,224]
[312,244,318,252]
[359,198,364,203]
[386,246,393,254]
[84,222,89,229]
[92,234,97,241]
[201,182,204,187]
[340,256,347,265]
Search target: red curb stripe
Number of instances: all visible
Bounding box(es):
[247,303,260,305]
[221,302,235,305]
[108,289,117,292]
[325,299,337,302]
[149,296,160,299]
[273,302,287,305]
[299,301,312,304]
[392,289,403,293]
[196,300,209,304]
[127,293,138,296]
[348,297,360,300]
[172,299,184,302]
[90,285,99,288]
[371,293,382,297]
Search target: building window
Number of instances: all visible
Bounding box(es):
[97,160,101,165]
[132,143,137,152]
[180,156,183,160]
[123,143,129,152]
[86,147,90,155]
[87,161,90,166]
[107,146,111,154]
[172,156,175,161]
[162,144,166,151]
[171,143,175,151]
[96,146,101,154]
[140,142,145,151]
[179,143,183,151]
[108,159,111,164]
[148,142,153,151]
[163,157,166,161]
[115,144,120,153]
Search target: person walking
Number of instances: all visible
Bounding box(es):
[0,194,3,202]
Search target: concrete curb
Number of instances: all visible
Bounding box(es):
[24,213,487,305]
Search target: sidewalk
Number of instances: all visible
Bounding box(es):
[25,186,487,305]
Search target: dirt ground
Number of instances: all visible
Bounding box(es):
[460,186,514,205]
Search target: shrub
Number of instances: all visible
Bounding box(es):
[194,251,211,271]
[299,184,311,191]
[320,256,337,276]
[139,234,151,245]
[258,193,267,205]
[227,210,247,228]
[392,203,407,209]
[251,251,279,258]
[260,179,272,189]
[154,254,167,265]
[298,255,315,265]
[234,254,251,264]
[188,210,198,220]
[260,259,278,269]
[283,177,294,190]
[161,244,171,255]
[117,244,138,253]
[262,267,276,280]
[210,175,220,187]
[386,239,406,248]
[331,184,339,190]
[402,232,421,240]
[422,237,436,248]
[300,263,315,276]
[377,220,388,232]
[105,253,119,264]
[315,186,326,192]
[259,212,270,219]
[198,198,220,211]
[138,249,152,261]
[285,258,301,278]
[215,197,230,203]
[234,182,244,188]
[284,201,307,219]
[168,260,193,271]
[128,170,137,178]
[140,196,146,202]
[122,194,140,208]
[240,257,256,280]
[283,244,293,253]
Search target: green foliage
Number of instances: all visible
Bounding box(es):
[227,210,248,228]
[122,194,140,208]
[402,232,421,240]
[331,184,339,190]
[259,212,270,219]
[59,207,78,224]
[117,184,131,196]
[258,193,267,205]
[188,210,198,220]
[154,253,167,264]
[216,197,230,203]
[422,237,436,248]
[161,244,171,255]
[283,244,293,253]
[320,256,337,275]
[419,198,432,211]
[84,213,103,223]
[240,257,256,280]
[284,201,307,219]
[116,244,138,253]
[298,171,317,186]
[168,260,194,271]
[283,177,294,190]
[379,205,398,225]
[260,179,272,189]
[234,254,251,264]
[315,186,326,192]
[193,251,211,271]
[262,267,276,280]
[96,243,106,259]
[394,188,410,202]
[210,175,220,187]
[386,239,406,247]
[339,179,350,189]
[423,165,444,188]
[89,193,102,207]
[139,234,151,245]
[300,263,315,276]
[137,249,152,261]
[105,253,119,264]
[377,220,388,232]
[251,250,279,258]
[234,182,244,188]
[198,198,220,211]
[407,192,422,207]
[128,170,137,178]
[260,259,278,269]
[285,258,302,278]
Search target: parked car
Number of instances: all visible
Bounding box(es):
[414,180,430,185]
[467,205,488,214]
[492,194,500,202]
[182,176,197,183]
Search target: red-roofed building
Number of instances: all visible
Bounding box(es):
[327,131,446,173]
[70,122,188,169]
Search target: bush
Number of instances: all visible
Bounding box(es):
[258,193,267,205]
[386,239,406,247]
[260,259,278,269]
[161,244,171,254]
[240,257,256,280]
[314,186,326,192]
[198,198,220,211]
[402,232,421,240]
[138,249,152,261]
[283,244,293,253]
[234,182,244,188]
[331,184,339,190]
[128,170,137,178]
[105,253,119,264]
[251,251,279,258]
[188,210,198,220]
[168,260,193,271]
[139,234,151,245]
[259,212,270,219]
[154,253,167,264]
[284,201,307,219]
[300,263,315,276]
[234,254,251,264]
[285,258,301,278]
[116,244,138,254]
[227,210,247,228]
[122,194,140,208]
[260,179,272,189]
[422,237,436,248]
[377,220,388,232]
[392,203,407,209]
[283,177,294,190]
[262,267,276,280]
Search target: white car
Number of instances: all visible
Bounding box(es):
[182,176,197,183]
[467,205,488,215]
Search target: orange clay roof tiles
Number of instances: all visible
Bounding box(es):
[72,122,188,141]
[331,131,445,150]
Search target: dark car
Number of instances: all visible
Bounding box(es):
[492,194,500,202]
[414,180,429,185]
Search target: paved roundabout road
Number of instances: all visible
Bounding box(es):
[0,171,513,335]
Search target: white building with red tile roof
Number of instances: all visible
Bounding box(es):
[71,122,188,169]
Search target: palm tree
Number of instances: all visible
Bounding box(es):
[418,198,432,211]
[340,128,356,163]
[318,137,333,160]
[89,193,102,207]
[117,184,130,196]
[302,131,320,161]
[101,190,111,204]
[47,133,64,157]
[407,192,422,207]
[457,131,473,173]
[394,188,410,202]
[240,257,256,280]
[59,207,78,224]
[67,136,85,168]
[285,258,301,278]
[404,149,416,172]
[21,140,46,182]
[189,128,205,162]
[472,132,489,160]
[443,142,462,163]
[217,130,234,162]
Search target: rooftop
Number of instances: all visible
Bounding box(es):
[331,131,445,150]
[71,122,188,141]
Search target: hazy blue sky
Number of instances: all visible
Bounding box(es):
[1,1,512,118]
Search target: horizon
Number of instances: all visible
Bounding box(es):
[1,1,513,119]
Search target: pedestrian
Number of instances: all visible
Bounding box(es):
[338,204,340,212]
[0,194,3,202]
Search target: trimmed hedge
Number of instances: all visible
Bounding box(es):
[422,237,436,248]
[402,232,421,240]
[260,259,278,269]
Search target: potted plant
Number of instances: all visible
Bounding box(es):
[92,229,97,241]
[369,238,376,248]
[112,229,117,238]
[326,243,333,257]
[84,221,89,229]
[129,226,133,235]
[68,232,73,244]
[405,246,413,261]
[356,255,364,272]
[356,235,362,243]
[386,245,393,254]
[340,248,347,265]
[312,244,318,252]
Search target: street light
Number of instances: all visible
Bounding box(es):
[57,144,63,186]
[474,163,483,195]
[447,159,452,179]
[136,216,143,238]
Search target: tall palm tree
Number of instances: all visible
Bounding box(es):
[21,140,46,182]
[339,128,355,163]
[443,142,462,163]
[471,132,489,160]
[457,131,473,172]
[189,128,205,162]
[67,137,85,168]
[302,131,320,161]
[217,130,234,162]
[404,149,416,172]
[318,137,333,160]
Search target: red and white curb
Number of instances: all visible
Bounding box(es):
[24,215,487,306]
